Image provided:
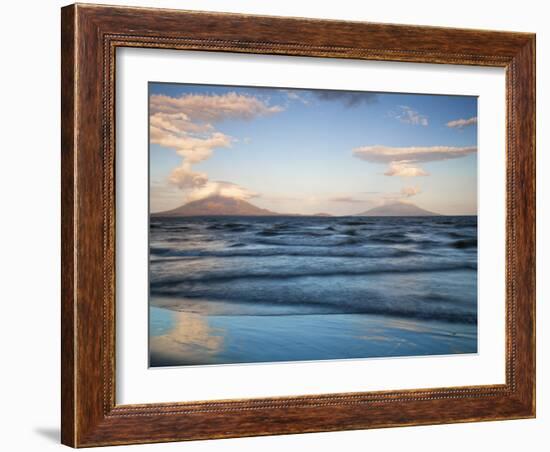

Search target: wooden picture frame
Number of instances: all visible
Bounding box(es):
[61,3,535,447]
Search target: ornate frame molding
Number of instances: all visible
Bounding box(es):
[62,4,535,447]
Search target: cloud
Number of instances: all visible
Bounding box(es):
[280,89,310,105]
[446,116,478,129]
[313,90,378,107]
[168,163,209,189]
[150,92,282,163]
[150,179,257,211]
[329,196,366,203]
[371,186,422,206]
[394,106,428,126]
[353,144,476,177]
[186,181,258,202]
[149,112,213,135]
[353,145,477,164]
[150,92,284,121]
[384,161,429,177]
[150,91,284,203]
[151,129,233,164]
[400,186,421,197]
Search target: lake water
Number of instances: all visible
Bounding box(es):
[149,216,478,366]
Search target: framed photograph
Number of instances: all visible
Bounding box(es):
[61,4,536,447]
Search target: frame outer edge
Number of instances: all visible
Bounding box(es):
[514,35,536,416]
[60,3,536,447]
[531,35,536,417]
[61,3,77,448]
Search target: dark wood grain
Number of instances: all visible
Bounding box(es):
[60,5,76,446]
[61,3,536,447]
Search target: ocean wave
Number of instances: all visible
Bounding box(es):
[150,262,476,286]
[150,216,478,325]
[151,279,477,324]
[149,246,427,260]
[251,237,364,247]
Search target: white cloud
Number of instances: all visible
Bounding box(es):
[150,112,213,135]
[384,161,429,177]
[150,92,284,204]
[353,145,477,163]
[150,92,284,122]
[151,129,233,164]
[168,163,209,189]
[369,186,422,207]
[281,89,310,105]
[446,116,478,129]
[186,181,258,202]
[353,144,476,177]
[150,179,257,212]
[394,106,428,126]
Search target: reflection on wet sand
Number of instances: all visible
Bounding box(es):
[149,305,477,366]
[149,310,225,366]
[355,316,476,355]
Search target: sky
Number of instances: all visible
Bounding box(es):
[149,82,478,215]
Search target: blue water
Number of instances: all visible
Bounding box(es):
[149,216,477,366]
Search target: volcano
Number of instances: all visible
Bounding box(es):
[152,195,278,216]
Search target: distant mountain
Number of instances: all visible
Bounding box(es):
[356,202,439,216]
[152,195,278,216]
[313,212,332,217]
